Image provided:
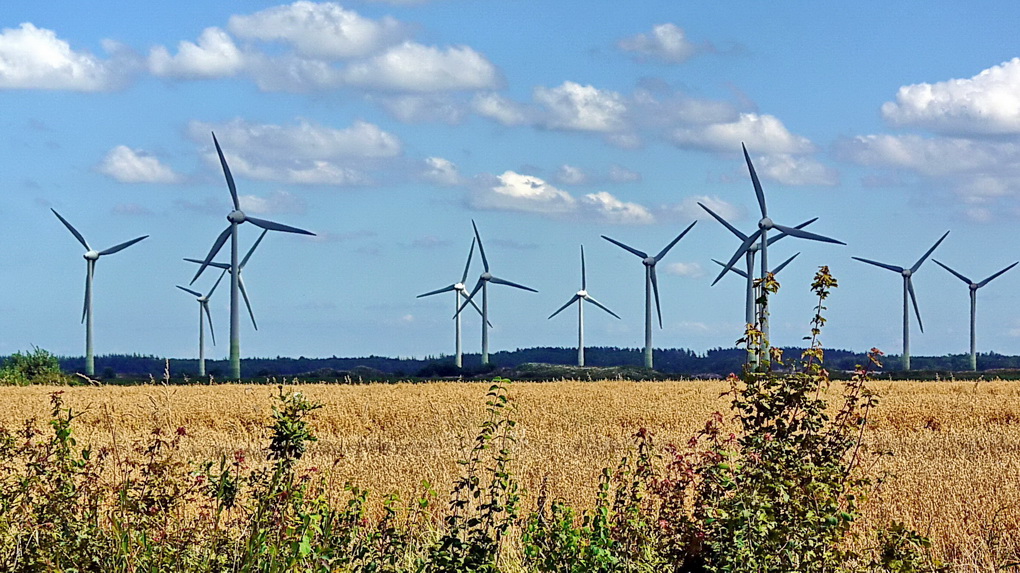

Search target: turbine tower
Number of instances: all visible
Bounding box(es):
[187,229,269,332]
[602,221,697,370]
[417,237,490,368]
[52,209,148,377]
[176,269,227,377]
[190,133,315,380]
[457,220,537,366]
[852,231,950,371]
[714,145,844,350]
[933,259,1018,371]
[548,245,620,366]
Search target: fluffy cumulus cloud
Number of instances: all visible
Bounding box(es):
[227,1,404,59]
[377,94,467,123]
[341,42,499,92]
[148,27,245,79]
[238,190,307,215]
[881,58,1020,135]
[189,118,401,185]
[420,157,461,186]
[667,195,746,224]
[663,262,705,278]
[617,23,706,64]
[471,92,530,125]
[580,191,655,224]
[97,146,181,183]
[670,113,815,155]
[0,23,119,91]
[554,164,589,185]
[757,154,838,186]
[534,81,628,132]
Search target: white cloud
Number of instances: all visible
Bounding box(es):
[554,165,588,185]
[670,113,815,155]
[471,92,530,125]
[0,23,118,91]
[668,195,745,223]
[148,27,244,79]
[609,165,641,183]
[341,42,499,92]
[244,52,343,92]
[834,134,1020,177]
[421,157,461,186]
[663,262,705,278]
[470,171,576,214]
[618,23,705,64]
[534,81,628,132]
[378,94,467,123]
[97,146,181,183]
[757,154,838,186]
[581,191,655,224]
[238,190,307,215]
[881,57,1020,135]
[227,1,403,59]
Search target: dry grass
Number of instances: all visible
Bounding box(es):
[1,378,1018,569]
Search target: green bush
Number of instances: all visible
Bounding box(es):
[0,346,70,385]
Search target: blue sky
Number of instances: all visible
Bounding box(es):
[3,1,1020,362]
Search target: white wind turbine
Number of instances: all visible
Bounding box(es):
[52,209,148,377]
[190,133,315,380]
[417,237,490,368]
[176,269,227,377]
[456,220,537,366]
[602,221,697,370]
[548,245,620,366]
[187,229,269,332]
[852,231,950,371]
[933,259,1018,371]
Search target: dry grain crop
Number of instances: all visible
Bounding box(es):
[1,379,1017,569]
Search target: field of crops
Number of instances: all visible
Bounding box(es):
[1,378,1018,570]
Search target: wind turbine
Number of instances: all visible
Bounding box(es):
[700,201,816,329]
[456,220,537,366]
[548,245,620,366]
[933,259,1018,371]
[176,269,227,377]
[714,145,845,350]
[417,237,490,368]
[189,133,315,380]
[187,229,269,332]
[713,252,800,284]
[602,221,697,369]
[51,209,148,377]
[852,231,950,371]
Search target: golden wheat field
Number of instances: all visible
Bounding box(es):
[1,379,1018,569]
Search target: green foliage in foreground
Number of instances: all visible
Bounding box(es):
[0,346,72,385]
[0,269,941,572]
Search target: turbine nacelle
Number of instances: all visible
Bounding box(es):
[84,250,100,261]
[577,289,588,297]
[481,271,492,280]
[228,210,246,224]
[901,269,912,278]
[642,256,656,266]
[758,216,774,230]
[454,282,465,291]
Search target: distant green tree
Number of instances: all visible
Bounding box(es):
[0,347,70,385]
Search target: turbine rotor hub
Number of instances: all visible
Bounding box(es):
[643,256,656,266]
[901,269,912,277]
[83,250,99,261]
[227,210,246,224]
[970,283,979,290]
[759,217,774,230]
[577,289,588,297]
[454,283,465,291]
[481,272,492,280]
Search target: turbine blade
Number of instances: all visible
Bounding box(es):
[771,223,844,245]
[461,237,475,284]
[933,260,972,285]
[767,217,817,246]
[712,258,748,280]
[203,301,216,346]
[471,220,489,273]
[548,295,580,320]
[460,289,489,324]
[712,229,762,286]
[698,202,747,240]
[207,268,228,298]
[190,226,232,284]
[98,235,148,256]
[650,266,663,329]
[184,258,230,270]
[238,275,258,331]
[177,285,203,298]
[81,265,90,324]
[584,294,621,319]
[580,244,587,290]
[417,284,457,298]
[742,143,767,218]
[246,216,314,236]
[52,209,91,251]
[907,277,923,333]
[851,257,903,274]
[455,279,484,317]
[772,252,800,275]
[240,229,269,269]
[489,275,538,293]
[910,230,950,273]
[654,220,697,262]
[212,132,240,211]
[977,261,1019,288]
[601,235,647,259]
